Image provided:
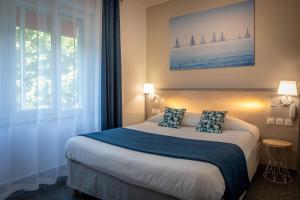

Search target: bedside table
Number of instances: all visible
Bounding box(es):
[263,139,292,184]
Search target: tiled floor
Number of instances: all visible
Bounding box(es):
[7,166,300,200]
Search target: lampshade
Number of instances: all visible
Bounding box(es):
[143,83,154,94]
[277,81,298,96]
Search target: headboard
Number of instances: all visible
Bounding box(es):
[146,89,299,169]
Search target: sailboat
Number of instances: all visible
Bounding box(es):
[211,32,217,43]
[200,34,206,44]
[219,32,225,41]
[190,35,196,46]
[174,37,181,48]
[244,28,251,38]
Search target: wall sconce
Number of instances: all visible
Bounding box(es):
[271,80,298,119]
[143,83,155,100]
[277,81,298,106]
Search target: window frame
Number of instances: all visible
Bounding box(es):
[15,3,85,117]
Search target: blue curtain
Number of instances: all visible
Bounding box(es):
[101,0,122,130]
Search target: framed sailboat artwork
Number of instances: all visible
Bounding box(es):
[169,0,255,70]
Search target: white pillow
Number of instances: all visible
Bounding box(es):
[146,112,164,123]
[147,112,201,127]
[223,116,260,140]
[147,112,260,140]
[181,112,202,127]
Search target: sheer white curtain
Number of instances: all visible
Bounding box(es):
[0,0,102,199]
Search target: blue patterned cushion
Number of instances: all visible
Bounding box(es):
[196,110,228,133]
[159,107,186,128]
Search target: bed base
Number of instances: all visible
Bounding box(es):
[72,189,80,196]
[67,160,178,200]
[67,142,261,200]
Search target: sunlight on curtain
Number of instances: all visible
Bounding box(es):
[0,0,102,199]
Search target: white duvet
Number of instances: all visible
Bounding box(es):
[65,120,260,200]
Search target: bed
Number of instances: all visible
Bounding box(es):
[65,114,261,200]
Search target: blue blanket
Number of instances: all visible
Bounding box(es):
[81,128,250,200]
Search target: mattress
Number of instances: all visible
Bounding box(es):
[65,122,260,200]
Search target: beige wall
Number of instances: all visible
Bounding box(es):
[146,0,300,89]
[146,89,299,169]
[120,0,147,126]
[119,0,300,168]
[146,0,300,169]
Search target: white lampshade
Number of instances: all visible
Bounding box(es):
[277,81,298,96]
[143,83,154,94]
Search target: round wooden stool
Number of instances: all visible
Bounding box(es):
[263,139,292,184]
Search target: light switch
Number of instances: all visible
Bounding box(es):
[284,119,293,127]
[275,118,284,126]
[266,117,275,125]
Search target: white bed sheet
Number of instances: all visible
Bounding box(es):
[65,122,260,200]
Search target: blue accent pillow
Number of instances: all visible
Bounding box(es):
[159,107,186,129]
[196,110,228,133]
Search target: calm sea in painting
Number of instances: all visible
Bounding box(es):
[170,0,254,70]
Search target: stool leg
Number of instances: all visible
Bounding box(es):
[264,146,292,184]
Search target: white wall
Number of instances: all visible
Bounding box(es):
[120,0,147,126]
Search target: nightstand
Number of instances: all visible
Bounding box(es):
[263,139,292,184]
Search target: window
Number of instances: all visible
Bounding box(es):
[15,5,81,112]
[0,1,101,198]
[60,18,80,110]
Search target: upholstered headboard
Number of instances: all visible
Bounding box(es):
[146,89,299,169]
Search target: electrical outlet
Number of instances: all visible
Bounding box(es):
[266,117,275,125]
[285,119,293,127]
[275,118,284,126]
